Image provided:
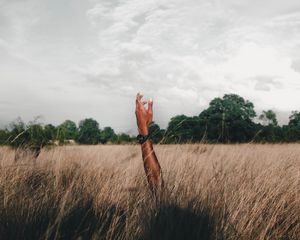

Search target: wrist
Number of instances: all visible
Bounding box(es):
[138,127,149,135]
[137,134,150,144]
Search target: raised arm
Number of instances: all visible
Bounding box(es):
[135,93,164,196]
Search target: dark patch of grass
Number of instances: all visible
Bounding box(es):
[139,202,215,240]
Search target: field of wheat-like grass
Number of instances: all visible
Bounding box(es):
[0,144,299,240]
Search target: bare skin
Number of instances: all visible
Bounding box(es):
[135,93,164,196]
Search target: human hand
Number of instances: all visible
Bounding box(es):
[135,93,153,135]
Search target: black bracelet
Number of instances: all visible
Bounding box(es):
[137,134,150,144]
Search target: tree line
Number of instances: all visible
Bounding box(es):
[0,93,300,147]
[153,94,300,143]
[0,118,135,148]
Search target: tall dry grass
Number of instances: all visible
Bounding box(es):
[0,144,299,240]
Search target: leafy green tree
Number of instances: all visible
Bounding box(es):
[282,125,290,142]
[56,126,66,145]
[188,116,207,142]
[77,118,100,144]
[0,129,8,145]
[57,120,78,140]
[117,133,133,144]
[149,122,165,143]
[259,110,278,126]
[110,134,119,144]
[100,126,117,144]
[254,110,281,142]
[286,111,300,141]
[7,118,51,148]
[199,94,256,143]
[254,123,283,143]
[166,115,197,143]
[27,124,47,147]
[288,111,300,126]
[8,118,30,148]
[44,124,57,143]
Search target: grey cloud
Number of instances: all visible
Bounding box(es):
[0,101,12,107]
[226,0,300,18]
[291,59,300,73]
[254,76,282,91]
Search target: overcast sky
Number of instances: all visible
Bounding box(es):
[1,0,300,133]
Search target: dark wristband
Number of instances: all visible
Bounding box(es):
[137,134,150,144]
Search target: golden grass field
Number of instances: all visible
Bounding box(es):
[0,144,299,240]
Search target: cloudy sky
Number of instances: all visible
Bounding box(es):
[1,0,300,133]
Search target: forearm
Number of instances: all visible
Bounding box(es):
[135,93,163,195]
[141,140,163,194]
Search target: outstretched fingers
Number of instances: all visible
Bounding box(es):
[136,93,153,116]
[147,98,153,123]
[136,92,143,110]
[147,98,153,113]
[136,92,143,103]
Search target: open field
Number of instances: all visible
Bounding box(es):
[0,144,299,240]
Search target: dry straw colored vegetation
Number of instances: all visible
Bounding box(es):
[0,144,299,240]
